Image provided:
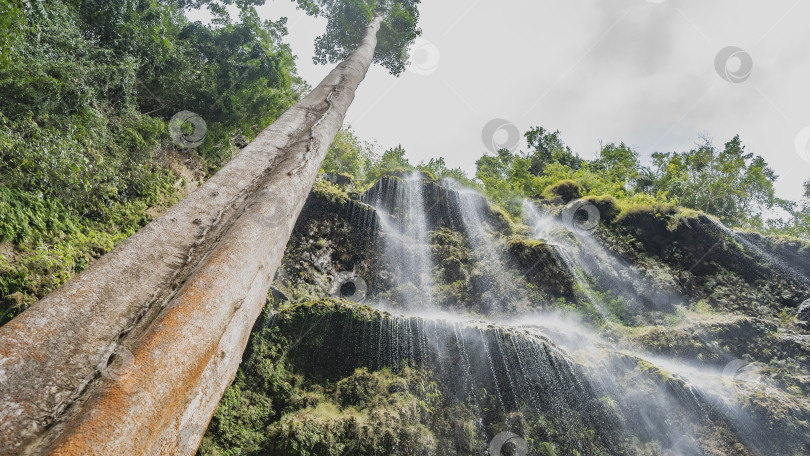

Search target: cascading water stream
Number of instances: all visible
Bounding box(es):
[364,173,437,310]
[706,216,810,287]
[279,302,627,454]
[521,200,611,316]
[362,180,705,445]
[515,311,810,456]
[450,185,530,314]
[522,199,684,318]
[336,178,810,455]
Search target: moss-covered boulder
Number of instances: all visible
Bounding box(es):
[541,180,582,204]
[506,238,574,298]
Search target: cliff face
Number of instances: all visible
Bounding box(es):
[200,174,810,456]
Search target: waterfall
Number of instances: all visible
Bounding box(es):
[450,185,530,314]
[364,173,436,310]
[276,302,626,454]
[705,216,810,287]
[272,299,810,455]
[365,176,529,315]
[522,199,683,320]
[291,178,810,455]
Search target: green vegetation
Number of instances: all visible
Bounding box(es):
[475,128,798,231]
[770,181,810,239]
[321,135,475,188]
[300,0,422,76]
[322,122,806,240]
[320,128,376,182]
[199,301,461,456]
[0,185,174,322]
[0,0,302,323]
[201,300,623,455]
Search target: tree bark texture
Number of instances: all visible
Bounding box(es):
[0,15,383,456]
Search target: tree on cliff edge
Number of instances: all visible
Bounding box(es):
[0,2,422,454]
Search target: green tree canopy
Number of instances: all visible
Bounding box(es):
[789,180,810,235]
[321,127,375,180]
[0,0,302,215]
[298,0,421,75]
[595,142,639,183]
[416,157,471,184]
[472,126,791,231]
[649,135,779,225]
[475,149,534,214]
[524,126,584,175]
[368,144,412,177]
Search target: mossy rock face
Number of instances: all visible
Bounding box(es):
[202,300,810,456]
[589,206,810,316]
[201,301,631,455]
[542,180,582,204]
[430,228,472,285]
[322,172,355,190]
[582,195,621,224]
[624,317,788,365]
[731,231,810,279]
[609,212,757,282]
[278,180,379,301]
[506,238,575,298]
[208,177,810,455]
[799,299,810,327]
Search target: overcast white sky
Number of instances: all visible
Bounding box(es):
[190,0,810,202]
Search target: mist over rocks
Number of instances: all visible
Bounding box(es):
[799,299,810,327]
[200,174,810,456]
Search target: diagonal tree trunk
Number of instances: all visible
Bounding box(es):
[0,14,383,455]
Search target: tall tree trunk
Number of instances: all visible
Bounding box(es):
[0,15,383,455]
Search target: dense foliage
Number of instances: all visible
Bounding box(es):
[322,123,807,238]
[320,128,474,187]
[297,0,422,76]
[201,300,621,456]
[475,128,793,232]
[199,301,449,456]
[0,0,302,323]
